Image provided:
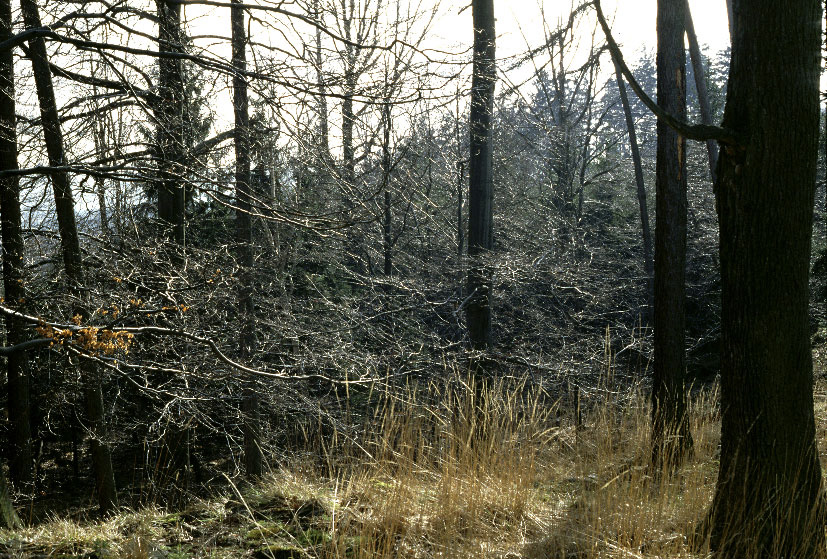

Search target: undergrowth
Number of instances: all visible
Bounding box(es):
[0,373,748,558]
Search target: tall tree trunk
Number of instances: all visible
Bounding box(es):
[466,0,495,349]
[381,97,392,276]
[455,89,465,264]
[231,0,262,478]
[613,60,654,321]
[20,0,118,515]
[457,161,465,261]
[0,0,31,491]
[707,0,826,555]
[684,2,718,183]
[652,0,692,470]
[314,0,330,161]
[156,0,186,246]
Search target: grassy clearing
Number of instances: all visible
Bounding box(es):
[0,373,734,558]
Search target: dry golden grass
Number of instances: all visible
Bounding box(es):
[0,372,749,559]
[310,375,722,559]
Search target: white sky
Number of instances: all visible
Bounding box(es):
[428,0,731,61]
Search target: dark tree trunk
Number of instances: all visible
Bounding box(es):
[652,0,692,470]
[684,2,718,183]
[381,98,392,276]
[156,0,186,246]
[455,90,465,263]
[231,0,262,478]
[339,4,363,277]
[466,0,495,349]
[707,0,826,555]
[457,161,465,261]
[0,0,31,491]
[613,60,654,320]
[21,0,118,515]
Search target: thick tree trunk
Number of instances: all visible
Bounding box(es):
[156,0,186,246]
[707,0,826,556]
[231,0,262,478]
[684,2,718,183]
[613,60,653,319]
[0,0,31,491]
[20,0,118,515]
[652,0,692,470]
[466,0,495,349]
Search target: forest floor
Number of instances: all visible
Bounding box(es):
[3,352,827,559]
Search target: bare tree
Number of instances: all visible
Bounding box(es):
[652,0,692,470]
[156,0,186,245]
[706,0,826,554]
[466,0,496,349]
[0,0,31,491]
[20,0,118,515]
[684,1,718,182]
[231,0,263,478]
[613,59,653,319]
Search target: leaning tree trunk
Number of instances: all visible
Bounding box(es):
[684,2,718,183]
[707,0,826,556]
[231,0,263,478]
[156,0,186,246]
[465,0,495,350]
[21,0,118,515]
[0,0,31,491]
[652,0,692,471]
[613,60,653,321]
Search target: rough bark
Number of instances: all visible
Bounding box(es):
[613,60,654,321]
[465,0,495,350]
[684,2,718,183]
[156,0,186,245]
[706,0,826,556]
[231,0,262,478]
[20,0,118,515]
[652,0,692,470]
[0,0,31,491]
